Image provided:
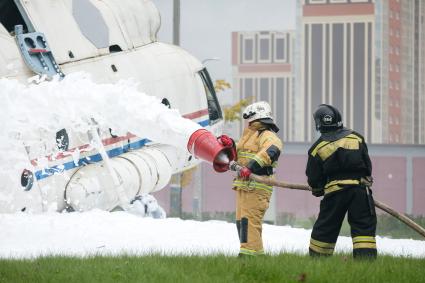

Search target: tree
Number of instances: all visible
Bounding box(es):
[213,79,253,123]
[213,79,231,93]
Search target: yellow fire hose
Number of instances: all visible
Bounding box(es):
[229,162,425,239]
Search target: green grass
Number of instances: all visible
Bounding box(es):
[1,254,424,283]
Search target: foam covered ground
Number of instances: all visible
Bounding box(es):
[1,210,424,259]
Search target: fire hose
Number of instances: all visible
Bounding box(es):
[229,161,425,239]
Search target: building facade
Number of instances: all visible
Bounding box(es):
[297,0,425,144]
[398,0,425,144]
[375,0,425,144]
[298,0,376,142]
[231,31,296,141]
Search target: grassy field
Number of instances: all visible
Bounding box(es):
[0,253,424,283]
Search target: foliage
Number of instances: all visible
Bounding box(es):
[276,212,425,240]
[375,214,425,240]
[212,79,253,123]
[169,166,196,198]
[180,166,197,188]
[223,98,253,122]
[189,211,425,240]
[181,211,236,222]
[213,79,231,93]
[276,213,316,228]
[0,254,424,283]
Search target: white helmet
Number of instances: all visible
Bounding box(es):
[242,101,273,123]
[242,101,279,132]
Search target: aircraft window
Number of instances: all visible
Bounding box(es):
[198,68,223,125]
[73,0,109,48]
[56,129,70,151]
[109,45,123,53]
[0,0,28,33]
[21,169,34,191]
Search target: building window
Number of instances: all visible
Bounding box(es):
[244,78,254,100]
[309,0,327,4]
[330,0,347,3]
[389,116,393,124]
[395,64,399,72]
[259,78,270,102]
[243,37,255,63]
[275,78,284,137]
[274,34,286,62]
[390,81,393,89]
[258,34,271,63]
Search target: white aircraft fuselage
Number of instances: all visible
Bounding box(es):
[0,0,224,213]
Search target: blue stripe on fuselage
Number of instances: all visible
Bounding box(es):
[34,119,209,180]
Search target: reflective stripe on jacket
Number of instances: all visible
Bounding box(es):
[233,121,283,192]
[306,132,372,194]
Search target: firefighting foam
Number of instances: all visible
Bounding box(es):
[0,73,210,206]
[0,72,201,153]
[0,210,424,259]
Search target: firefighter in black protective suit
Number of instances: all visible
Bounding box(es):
[305,104,377,259]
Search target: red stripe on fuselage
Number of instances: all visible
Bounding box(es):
[183,109,208,119]
[30,109,208,165]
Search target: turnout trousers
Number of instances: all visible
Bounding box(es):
[235,189,271,256]
[309,186,377,258]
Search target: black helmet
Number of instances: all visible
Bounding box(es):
[313,104,343,133]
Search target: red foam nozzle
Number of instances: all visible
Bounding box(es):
[187,129,234,172]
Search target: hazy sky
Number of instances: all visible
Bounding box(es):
[153,0,296,103]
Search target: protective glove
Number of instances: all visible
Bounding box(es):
[218,135,234,147]
[238,167,252,180]
[311,188,324,197]
[217,135,237,162]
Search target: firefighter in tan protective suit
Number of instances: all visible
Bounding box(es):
[219,101,283,256]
